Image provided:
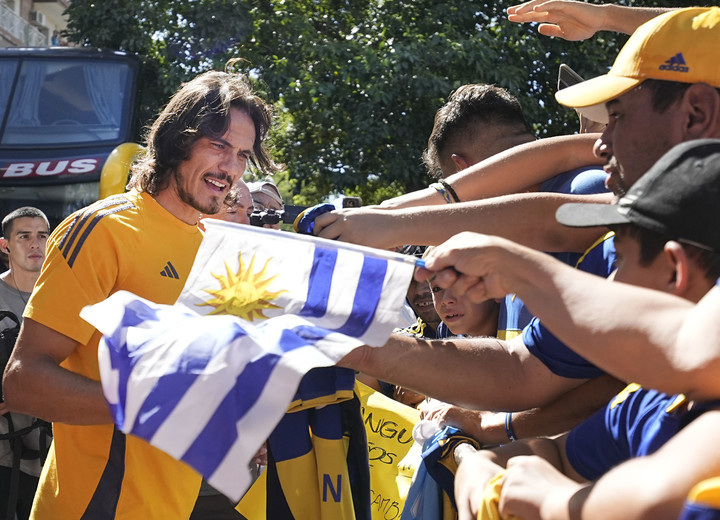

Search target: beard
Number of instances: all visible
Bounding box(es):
[604,157,630,200]
[173,169,225,215]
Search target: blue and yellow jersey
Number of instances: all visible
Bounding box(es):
[522,232,616,378]
[497,166,609,340]
[566,384,720,481]
[681,478,720,520]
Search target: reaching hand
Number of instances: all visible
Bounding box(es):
[499,455,586,520]
[415,232,523,303]
[507,0,605,41]
[421,403,507,445]
[454,450,505,520]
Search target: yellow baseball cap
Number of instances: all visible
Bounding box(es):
[556,7,720,109]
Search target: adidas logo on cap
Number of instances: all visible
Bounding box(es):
[659,53,689,73]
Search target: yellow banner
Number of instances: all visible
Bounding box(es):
[357,381,421,520]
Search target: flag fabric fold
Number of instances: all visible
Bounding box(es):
[81,221,416,501]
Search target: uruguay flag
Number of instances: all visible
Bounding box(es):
[80,221,416,501]
[178,220,414,345]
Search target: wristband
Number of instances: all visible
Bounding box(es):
[429,182,453,204]
[504,412,517,442]
[439,179,460,203]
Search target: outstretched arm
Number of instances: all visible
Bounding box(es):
[381,133,601,209]
[507,0,674,41]
[315,192,609,253]
[338,333,584,412]
[422,374,624,446]
[418,232,719,399]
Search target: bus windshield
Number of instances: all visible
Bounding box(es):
[0,57,135,147]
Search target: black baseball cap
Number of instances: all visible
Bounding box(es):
[556,139,720,252]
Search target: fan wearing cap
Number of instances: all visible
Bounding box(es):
[418,139,720,520]
[478,5,720,389]
[511,4,720,202]
[555,7,720,200]
[247,180,284,229]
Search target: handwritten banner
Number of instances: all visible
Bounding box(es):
[357,382,421,520]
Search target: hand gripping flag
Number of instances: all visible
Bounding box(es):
[80,221,416,502]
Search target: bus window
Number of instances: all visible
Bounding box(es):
[1,59,134,147]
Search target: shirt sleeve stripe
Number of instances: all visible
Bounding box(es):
[58,196,135,268]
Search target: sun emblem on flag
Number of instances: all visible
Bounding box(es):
[198,252,286,321]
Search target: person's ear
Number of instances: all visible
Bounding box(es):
[450,153,471,173]
[664,241,689,296]
[0,238,9,255]
[683,83,720,140]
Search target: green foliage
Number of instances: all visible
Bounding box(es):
[64,0,254,135]
[63,0,681,204]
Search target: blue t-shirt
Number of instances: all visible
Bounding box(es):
[497,294,534,340]
[540,167,610,266]
[522,233,616,378]
[566,384,720,481]
[436,321,453,339]
[498,166,608,339]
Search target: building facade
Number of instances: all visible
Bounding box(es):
[0,0,69,47]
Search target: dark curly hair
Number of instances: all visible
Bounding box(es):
[127,69,278,194]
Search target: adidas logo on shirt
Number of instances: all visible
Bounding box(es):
[659,53,689,73]
[160,261,179,279]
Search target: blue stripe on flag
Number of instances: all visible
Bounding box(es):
[182,352,281,475]
[180,325,335,476]
[336,256,387,337]
[299,247,337,318]
[130,322,248,440]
